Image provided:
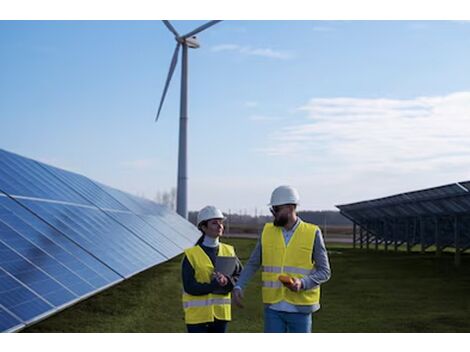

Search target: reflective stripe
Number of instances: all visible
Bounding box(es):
[183,298,231,309]
[262,265,283,273]
[211,298,231,305]
[283,266,312,275]
[262,281,283,288]
[262,265,311,275]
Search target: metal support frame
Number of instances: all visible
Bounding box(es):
[454,215,461,267]
[420,217,426,254]
[435,216,442,258]
[359,225,364,249]
[353,222,357,249]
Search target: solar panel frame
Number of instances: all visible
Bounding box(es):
[336,181,470,251]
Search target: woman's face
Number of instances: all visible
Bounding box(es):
[202,218,224,238]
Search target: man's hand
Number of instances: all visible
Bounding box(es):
[285,278,302,292]
[232,287,244,308]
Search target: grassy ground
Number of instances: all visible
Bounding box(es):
[23,238,470,333]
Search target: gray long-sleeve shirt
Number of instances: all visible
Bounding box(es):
[235,217,331,313]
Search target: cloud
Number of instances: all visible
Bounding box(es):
[258,91,470,176]
[211,44,293,60]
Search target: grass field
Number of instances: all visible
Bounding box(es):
[23,238,470,333]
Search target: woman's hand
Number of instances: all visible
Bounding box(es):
[214,272,228,286]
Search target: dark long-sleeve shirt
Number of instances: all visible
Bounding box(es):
[181,242,243,296]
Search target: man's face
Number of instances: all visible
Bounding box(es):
[270,204,293,227]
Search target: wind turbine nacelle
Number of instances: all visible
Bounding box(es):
[185,36,200,49]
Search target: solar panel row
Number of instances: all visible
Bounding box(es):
[336,181,470,251]
[0,149,200,332]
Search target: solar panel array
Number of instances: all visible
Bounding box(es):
[336,182,470,254]
[0,149,200,332]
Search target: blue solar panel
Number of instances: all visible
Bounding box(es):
[41,163,129,211]
[0,196,120,286]
[0,148,200,332]
[0,256,55,321]
[337,181,470,251]
[0,305,23,332]
[42,166,197,255]
[0,150,90,206]
[104,210,184,257]
[97,183,200,247]
[19,199,166,278]
[0,197,121,293]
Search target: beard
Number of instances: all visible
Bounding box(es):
[273,214,289,227]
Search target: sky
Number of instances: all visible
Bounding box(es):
[1,20,470,215]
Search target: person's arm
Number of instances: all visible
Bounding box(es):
[300,228,332,290]
[181,256,220,295]
[228,256,244,288]
[234,238,262,291]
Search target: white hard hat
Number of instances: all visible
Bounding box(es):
[268,185,300,206]
[197,205,225,226]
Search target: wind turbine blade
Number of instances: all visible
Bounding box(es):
[156,43,180,122]
[182,20,222,38]
[162,20,179,37]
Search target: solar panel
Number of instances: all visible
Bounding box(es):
[0,196,120,285]
[336,180,470,252]
[40,162,129,211]
[0,305,23,332]
[0,150,91,206]
[0,149,200,332]
[19,198,166,278]
[97,183,197,247]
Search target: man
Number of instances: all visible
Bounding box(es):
[233,185,331,333]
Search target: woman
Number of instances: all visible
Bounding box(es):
[181,205,242,333]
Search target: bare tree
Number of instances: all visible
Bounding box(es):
[154,188,176,210]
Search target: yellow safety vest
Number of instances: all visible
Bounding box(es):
[182,243,235,324]
[261,220,320,305]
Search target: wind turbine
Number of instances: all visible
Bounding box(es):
[156,20,222,219]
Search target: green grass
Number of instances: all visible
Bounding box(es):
[23,238,470,333]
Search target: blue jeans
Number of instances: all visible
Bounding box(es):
[264,306,313,333]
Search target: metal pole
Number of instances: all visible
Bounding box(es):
[435,217,441,258]
[454,216,461,267]
[394,220,399,252]
[353,222,357,249]
[176,44,189,219]
[420,217,426,254]
[359,225,364,249]
[366,222,370,251]
[406,218,411,253]
[375,221,379,251]
[384,221,388,252]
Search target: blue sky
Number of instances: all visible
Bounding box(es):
[2,20,470,214]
